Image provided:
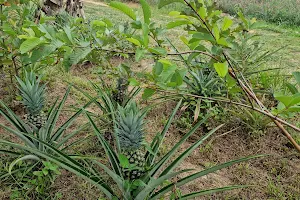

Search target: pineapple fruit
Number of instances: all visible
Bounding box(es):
[16,71,47,130]
[112,77,128,105]
[115,102,147,180]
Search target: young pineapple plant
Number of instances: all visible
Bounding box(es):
[115,102,147,180]
[16,71,47,131]
[112,77,129,105]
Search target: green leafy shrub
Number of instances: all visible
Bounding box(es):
[1,160,61,199]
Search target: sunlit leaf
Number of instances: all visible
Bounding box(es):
[214,62,228,77]
[20,37,44,54]
[110,1,136,20]
[140,0,151,24]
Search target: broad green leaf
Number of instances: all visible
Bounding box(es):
[217,37,228,47]
[238,11,248,28]
[140,0,151,24]
[63,26,74,44]
[153,62,163,76]
[169,11,181,16]
[31,44,57,63]
[91,20,106,28]
[213,25,220,41]
[158,0,184,9]
[128,78,140,86]
[170,70,185,87]
[292,72,300,86]
[286,106,300,112]
[222,17,233,31]
[119,154,130,168]
[135,47,146,61]
[286,83,298,94]
[127,38,141,46]
[110,1,136,20]
[148,47,167,55]
[192,33,215,42]
[142,23,150,47]
[64,47,92,71]
[214,62,228,77]
[288,93,300,107]
[166,20,191,29]
[198,7,207,19]
[158,59,172,66]
[142,88,156,100]
[274,93,292,107]
[20,37,44,54]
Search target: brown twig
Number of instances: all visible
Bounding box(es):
[155,89,300,133]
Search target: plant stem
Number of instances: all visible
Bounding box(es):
[182,0,300,152]
[156,89,300,132]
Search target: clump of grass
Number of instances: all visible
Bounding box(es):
[217,0,300,26]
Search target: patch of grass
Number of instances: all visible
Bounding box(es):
[217,0,300,26]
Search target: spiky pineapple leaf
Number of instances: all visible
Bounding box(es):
[179,185,250,200]
[151,155,267,199]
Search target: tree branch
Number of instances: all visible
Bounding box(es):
[182,1,300,152]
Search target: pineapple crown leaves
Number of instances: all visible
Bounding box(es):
[16,71,46,114]
[115,102,148,151]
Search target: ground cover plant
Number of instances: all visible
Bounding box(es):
[1,0,300,199]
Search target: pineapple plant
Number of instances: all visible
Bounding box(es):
[16,71,47,131]
[115,102,147,180]
[112,77,129,105]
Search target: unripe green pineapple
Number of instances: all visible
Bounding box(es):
[16,71,46,131]
[112,78,128,105]
[116,102,147,180]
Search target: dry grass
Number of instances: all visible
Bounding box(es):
[217,0,300,26]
